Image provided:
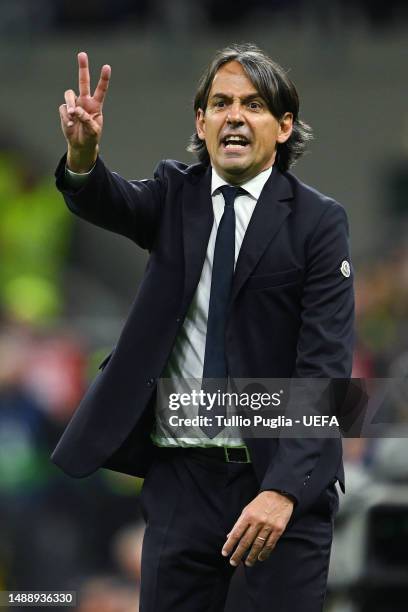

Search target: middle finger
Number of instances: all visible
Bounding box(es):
[93,64,111,104]
[229,525,258,566]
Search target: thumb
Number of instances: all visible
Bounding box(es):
[73,106,100,133]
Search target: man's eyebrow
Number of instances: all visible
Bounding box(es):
[242,93,264,102]
[209,92,264,102]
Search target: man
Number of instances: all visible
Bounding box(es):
[53,44,354,611]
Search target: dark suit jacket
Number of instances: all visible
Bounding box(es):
[51,154,354,516]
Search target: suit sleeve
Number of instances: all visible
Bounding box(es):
[260,200,355,504]
[55,153,166,250]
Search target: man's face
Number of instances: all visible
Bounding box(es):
[196,61,293,184]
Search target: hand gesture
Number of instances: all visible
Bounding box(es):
[59,52,111,172]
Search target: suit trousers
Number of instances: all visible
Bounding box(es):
[139,448,338,612]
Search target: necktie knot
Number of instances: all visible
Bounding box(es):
[219,185,241,208]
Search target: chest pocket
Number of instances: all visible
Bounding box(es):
[245,268,303,291]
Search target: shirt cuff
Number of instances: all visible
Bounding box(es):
[64,164,95,187]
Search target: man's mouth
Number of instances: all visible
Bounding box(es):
[221,135,250,149]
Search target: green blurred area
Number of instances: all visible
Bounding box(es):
[0,153,71,325]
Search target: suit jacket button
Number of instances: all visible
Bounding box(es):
[176,318,181,323]
[147,378,155,387]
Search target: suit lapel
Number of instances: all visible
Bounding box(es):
[229,168,293,305]
[181,164,213,311]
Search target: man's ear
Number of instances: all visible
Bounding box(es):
[196,108,206,141]
[277,112,293,144]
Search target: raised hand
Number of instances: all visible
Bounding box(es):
[59,52,111,172]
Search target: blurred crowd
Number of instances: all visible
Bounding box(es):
[353,245,408,378]
[0,318,146,609]
[0,148,146,610]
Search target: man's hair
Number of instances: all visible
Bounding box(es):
[187,43,313,172]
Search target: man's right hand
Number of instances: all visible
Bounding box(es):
[59,52,111,173]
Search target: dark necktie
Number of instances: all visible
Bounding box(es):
[199,185,240,439]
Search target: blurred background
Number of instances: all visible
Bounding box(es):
[0,1,407,610]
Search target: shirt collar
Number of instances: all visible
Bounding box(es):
[211,165,273,201]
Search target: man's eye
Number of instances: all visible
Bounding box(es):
[248,101,261,110]
[214,101,225,108]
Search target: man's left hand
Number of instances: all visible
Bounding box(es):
[222,490,294,567]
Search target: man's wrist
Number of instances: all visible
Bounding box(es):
[65,164,95,178]
[263,489,296,505]
[64,162,96,187]
[67,145,98,173]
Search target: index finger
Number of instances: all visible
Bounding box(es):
[93,64,111,105]
[221,516,248,557]
[78,51,91,97]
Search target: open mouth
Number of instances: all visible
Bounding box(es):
[221,135,250,149]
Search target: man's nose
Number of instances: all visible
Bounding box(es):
[227,102,244,125]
